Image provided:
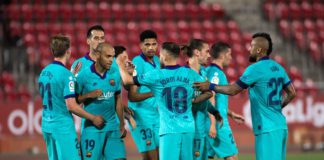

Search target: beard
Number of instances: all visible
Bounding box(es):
[249,55,257,63]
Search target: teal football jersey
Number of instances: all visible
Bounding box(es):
[206,63,230,131]
[236,57,291,135]
[128,53,160,125]
[38,61,76,133]
[71,53,118,77]
[190,65,210,137]
[76,64,121,132]
[134,65,205,135]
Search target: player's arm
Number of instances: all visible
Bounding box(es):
[281,83,296,108]
[194,81,244,96]
[192,91,212,104]
[128,85,153,102]
[228,109,245,124]
[65,97,105,128]
[77,89,103,104]
[117,60,136,85]
[208,92,217,138]
[115,92,127,138]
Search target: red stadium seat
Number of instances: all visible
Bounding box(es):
[124,4,136,21]
[301,2,313,19]
[60,4,73,22]
[161,3,174,20]
[21,4,33,22]
[177,20,190,33]
[202,20,213,32]
[200,3,213,20]
[86,2,98,21]
[227,20,240,33]
[73,3,85,21]
[289,65,303,81]
[277,2,289,19]
[47,3,59,22]
[112,3,123,20]
[304,19,315,33]
[98,2,112,21]
[23,33,36,46]
[7,4,20,21]
[279,20,290,38]
[136,4,149,20]
[309,41,321,62]
[214,20,227,33]
[174,3,186,20]
[33,4,46,22]
[313,3,324,19]
[61,23,74,35]
[22,22,35,35]
[187,3,199,20]
[149,3,162,20]
[211,3,224,18]
[289,2,302,19]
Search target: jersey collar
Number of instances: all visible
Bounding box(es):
[52,61,65,67]
[210,63,223,71]
[163,65,181,70]
[259,56,270,61]
[140,53,156,68]
[85,52,96,63]
[90,63,107,79]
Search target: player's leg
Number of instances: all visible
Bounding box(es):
[42,132,58,160]
[193,136,207,160]
[207,129,238,159]
[160,133,181,160]
[129,124,158,159]
[104,130,127,160]
[255,129,287,160]
[53,131,81,160]
[180,133,194,160]
[206,137,216,160]
[81,131,105,160]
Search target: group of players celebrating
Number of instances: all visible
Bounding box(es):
[38,25,296,160]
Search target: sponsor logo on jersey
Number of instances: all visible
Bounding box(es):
[110,79,115,86]
[69,81,75,92]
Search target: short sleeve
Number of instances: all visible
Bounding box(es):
[236,65,261,89]
[63,72,76,99]
[134,69,160,86]
[75,72,84,95]
[207,68,220,85]
[115,72,122,94]
[282,69,291,88]
[132,58,143,76]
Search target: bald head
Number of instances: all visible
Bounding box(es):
[96,42,114,54]
[252,32,273,55]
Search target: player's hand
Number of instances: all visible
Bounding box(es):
[214,111,223,128]
[231,112,245,124]
[92,115,105,129]
[120,126,127,139]
[72,62,82,75]
[125,61,135,75]
[193,81,211,92]
[87,89,103,99]
[209,125,216,138]
[129,116,137,129]
[124,105,134,116]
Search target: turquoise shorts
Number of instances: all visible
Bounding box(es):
[207,129,238,158]
[42,131,80,160]
[194,135,207,160]
[160,133,194,160]
[255,129,288,160]
[81,130,126,160]
[129,123,159,153]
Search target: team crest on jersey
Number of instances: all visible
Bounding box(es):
[211,73,219,84]
[86,152,92,157]
[146,140,151,146]
[69,81,75,92]
[109,79,115,86]
[195,151,200,157]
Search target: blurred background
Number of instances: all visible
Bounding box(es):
[0,0,323,159]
